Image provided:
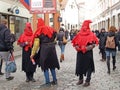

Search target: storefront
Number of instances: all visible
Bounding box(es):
[0,13,28,39]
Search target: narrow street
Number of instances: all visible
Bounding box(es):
[0,42,120,90]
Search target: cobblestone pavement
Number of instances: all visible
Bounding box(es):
[0,42,120,90]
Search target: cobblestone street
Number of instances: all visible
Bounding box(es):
[0,42,120,90]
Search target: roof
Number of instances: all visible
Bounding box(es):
[59,0,68,10]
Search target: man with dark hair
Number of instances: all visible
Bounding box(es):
[0,19,14,80]
[98,28,107,61]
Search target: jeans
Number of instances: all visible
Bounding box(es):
[44,68,57,84]
[0,51,11,78]
[59,44,65,54]
[105,50,116,57]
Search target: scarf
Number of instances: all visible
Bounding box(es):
[17,22,33,51]
[72,20,99,53]
[34,18,55,38]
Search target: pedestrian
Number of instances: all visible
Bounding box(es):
[72,20,98,87]
[30,18,60,85]
[0,19,14,80]
[0,59,4,75]
[117,27,120,51]
[17,22,37,82]
[105,26,118,74]
[98,28,107,61]
[57,27,67,62]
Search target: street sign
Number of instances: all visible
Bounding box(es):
[30,0,56,14]
[20,0,30,10]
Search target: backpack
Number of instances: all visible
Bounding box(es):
[105,36,115,49]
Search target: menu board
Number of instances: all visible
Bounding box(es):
[30,0,56,14]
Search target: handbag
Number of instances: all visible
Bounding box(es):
[5,52,17,73]
[63,36,67,45]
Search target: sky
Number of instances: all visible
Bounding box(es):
[84,0,98,19]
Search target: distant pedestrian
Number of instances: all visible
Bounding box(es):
[0,19,14,80]
[98,28,107,61]
[30,18,60,85]
[72,20,98,87]
[105,26,118,74]
[57,27,67,62]
[17,22,37,82]
[117,27,120,51]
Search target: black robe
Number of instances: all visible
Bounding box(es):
[37,33,60,71]
[75,49,95,76]
[22,48,37,73]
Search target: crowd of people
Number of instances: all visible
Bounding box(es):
[0,18,120,88]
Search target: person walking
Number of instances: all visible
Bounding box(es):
[0,19,14,80]
[98,28,107,61]
[17,22,37,82]
[72,20,98,87]
[30,18,60,85]
[117,27,120,51]
[105,26,118,74]
[57,28,67,62]
[0,59,4,75]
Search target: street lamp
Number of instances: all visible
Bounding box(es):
[74,0,85,28]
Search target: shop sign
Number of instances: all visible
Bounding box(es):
[30,0,56,14]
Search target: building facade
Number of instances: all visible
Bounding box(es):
[91,0,120,31]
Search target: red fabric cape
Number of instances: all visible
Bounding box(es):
[33,18,55,41]
[72,20,99,53]
[17,22,33,51]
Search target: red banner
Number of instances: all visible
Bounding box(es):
[30,0,56,14]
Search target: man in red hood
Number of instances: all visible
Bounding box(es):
[72,20,98,87]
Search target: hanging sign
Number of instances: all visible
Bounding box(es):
[30,0,56,14]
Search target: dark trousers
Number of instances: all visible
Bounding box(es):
[26,72,34,80]
[0,59,3,73]
[79,68,92,82]
[100,48,106,59]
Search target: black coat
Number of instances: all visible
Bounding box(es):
[99,32,107,49]
[0,24,13,51]
[38,33,60,71]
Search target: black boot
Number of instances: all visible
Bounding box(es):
[29,72,36,82]
[106,56,110,74]
[0,59,4,75]
[26,72,30,82]
[112,56,116,70]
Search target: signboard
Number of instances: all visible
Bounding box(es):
[20,0,30,10]
[30,0,56,14]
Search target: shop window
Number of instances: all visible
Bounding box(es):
[15,17,28,39]
[9,16,15,34]
[118,14,120,27]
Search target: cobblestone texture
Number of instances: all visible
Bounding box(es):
[0,42,120,90]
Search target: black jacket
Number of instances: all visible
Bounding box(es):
[0,24,13,51]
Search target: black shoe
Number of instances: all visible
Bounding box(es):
[6,76,14,81]
[76,80,83,85]
[83,82,90,87]
[113,66,116,71]
[51,81,57,85]
[31,78,36,82]
[41,83,51,87]
[26,78,30,82]
[0,72,4,75]
[107,70,110,74]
